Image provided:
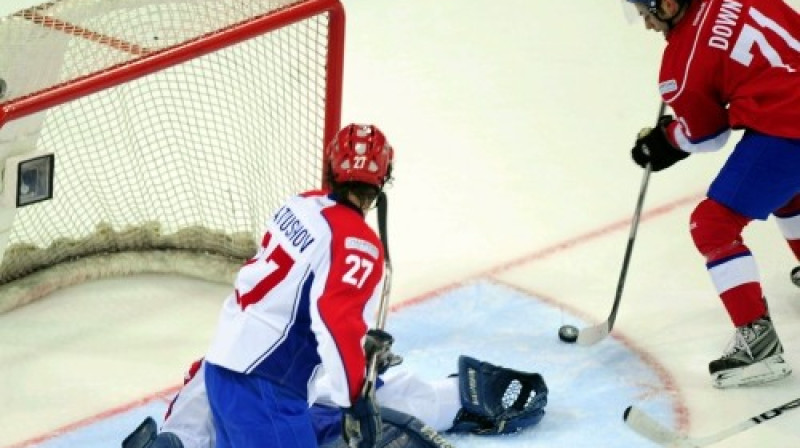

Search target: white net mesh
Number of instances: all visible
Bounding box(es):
[0,0,343,312]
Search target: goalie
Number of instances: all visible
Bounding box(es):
[124,123,547,447]
[122,354,548,448]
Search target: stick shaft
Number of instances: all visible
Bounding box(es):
[607,100,665,328]
[374,191,391,330]
[576,101,666,345]
[363,191,391,394]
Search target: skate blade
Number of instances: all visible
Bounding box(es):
[712,355,792,389]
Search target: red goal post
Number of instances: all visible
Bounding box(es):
[0,0,345,313]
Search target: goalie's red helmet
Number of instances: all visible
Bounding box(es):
[327,124,394,188]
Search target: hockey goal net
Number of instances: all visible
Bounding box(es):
[0,0,344,313]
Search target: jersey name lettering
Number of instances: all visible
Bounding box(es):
[709,0,742,51]
[273,206,316,252]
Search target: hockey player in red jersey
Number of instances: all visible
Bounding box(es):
[625,0,800,388]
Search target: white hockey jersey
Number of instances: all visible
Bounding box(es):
[205,190,385,407]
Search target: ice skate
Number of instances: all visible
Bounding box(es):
[709,316,792,388]
[791,266,800,288]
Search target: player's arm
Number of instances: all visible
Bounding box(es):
[315,262,383,404]
[312,221,385,406]
[311,223,386,448]
[660,44,731,154]
[666,86,731,154]
[632,89,730,172]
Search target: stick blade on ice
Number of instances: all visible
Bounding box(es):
[623,406,696,447]
[576,321,610,346]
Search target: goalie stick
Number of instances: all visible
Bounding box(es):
[374,190,392,330]
[573,101,667,346]
[348,191,393,448]
[361,191,393,392]
[623,397,800,447]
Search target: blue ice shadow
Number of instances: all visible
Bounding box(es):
[385,279,677,447]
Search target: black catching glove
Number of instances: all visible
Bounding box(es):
[631,115,689,172]
[364,328,403,375]
[342,392,382,448]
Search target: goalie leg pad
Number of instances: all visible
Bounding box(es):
[378,407,456,448]
[321,407,455,448]
[448,355,548,435]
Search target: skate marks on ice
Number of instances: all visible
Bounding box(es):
[386,279,682,447]
[20,279,681,447]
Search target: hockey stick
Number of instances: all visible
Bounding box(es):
[348,192,393,448]
[623,397,800,447]
[574,101,667,346]
[362,191,393,394]
[374,190,392,330]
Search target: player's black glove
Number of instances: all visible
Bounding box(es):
[342,392,382,448]
[364,328,403,375]
[631,115,689,172]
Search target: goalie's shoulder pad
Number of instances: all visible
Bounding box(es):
[449,355,548,435]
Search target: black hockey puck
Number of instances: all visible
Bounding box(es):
[558,324,579,343]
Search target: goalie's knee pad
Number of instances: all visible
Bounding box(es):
[448,355,548,435]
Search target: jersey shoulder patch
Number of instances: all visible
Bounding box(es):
[345,236,379,259]
[659,79,678,95]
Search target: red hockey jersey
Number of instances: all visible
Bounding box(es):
[660,0,800,151]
